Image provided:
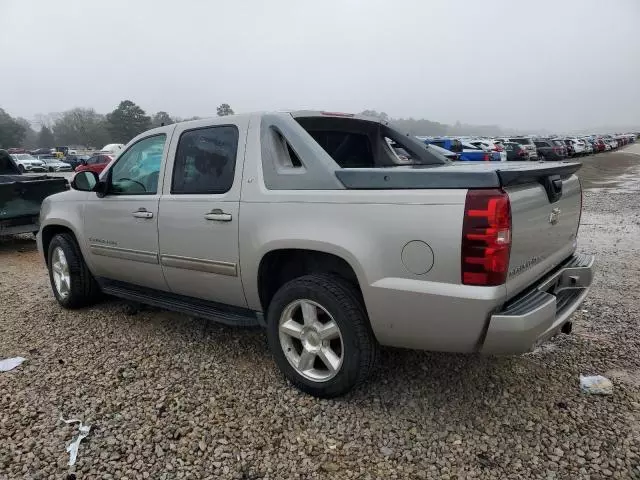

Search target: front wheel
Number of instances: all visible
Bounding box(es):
[47,233,101,308]
[266,274,378,398]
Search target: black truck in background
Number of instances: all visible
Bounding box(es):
[0,149,68,236]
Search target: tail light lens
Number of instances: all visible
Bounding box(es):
[494,145,503,152]
[518,149,527,156]
[462,189,512,286]
[483,153,490,161]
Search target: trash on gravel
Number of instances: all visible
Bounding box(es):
[0,356,26,372]
[580,375,613,395]
[60,417,91,466]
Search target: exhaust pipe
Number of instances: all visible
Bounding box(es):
[561,322,573,335]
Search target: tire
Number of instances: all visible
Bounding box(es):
[266,274,378,398]
[18,164,25,173]
[47,233,101,308]
[538,154,545,162]
[49,167,54,172]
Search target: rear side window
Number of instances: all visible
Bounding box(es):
[171,125,239,194]
[306,130,374,168]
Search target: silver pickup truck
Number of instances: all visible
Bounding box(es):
[37,111,594,397]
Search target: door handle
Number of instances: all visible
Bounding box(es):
[132,208,153,219]
[204,209,232,222]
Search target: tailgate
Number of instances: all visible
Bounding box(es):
[0,177,68,219]
[503,170,581,298]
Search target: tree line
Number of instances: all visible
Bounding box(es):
[0,101,235,149]
[2,102,516,150]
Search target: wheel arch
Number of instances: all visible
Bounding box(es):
[255,246,367,314]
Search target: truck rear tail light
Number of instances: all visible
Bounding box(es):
[462,189,511,286]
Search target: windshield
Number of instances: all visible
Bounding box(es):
[15,154,36,160]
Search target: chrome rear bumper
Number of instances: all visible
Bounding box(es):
[481,254,595,354]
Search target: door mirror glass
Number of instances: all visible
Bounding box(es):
[72,171,99,191]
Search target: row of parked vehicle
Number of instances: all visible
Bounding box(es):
[7,144,124,173]
[419,133,637,162]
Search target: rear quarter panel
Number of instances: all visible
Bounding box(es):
[239,123,504,351]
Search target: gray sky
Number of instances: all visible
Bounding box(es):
[2,0,639,131]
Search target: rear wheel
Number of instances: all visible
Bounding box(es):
[267,274,378,398]
[18,164,25,173]
[47,233,101,308]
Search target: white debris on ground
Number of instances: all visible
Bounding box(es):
[60,417,91,466]
[580,375,614,395]
[0,356,26,372]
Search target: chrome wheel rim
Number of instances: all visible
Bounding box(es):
[278,299,344,382]
[51,247,71,299]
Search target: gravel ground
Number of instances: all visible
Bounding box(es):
[1,149,639,479]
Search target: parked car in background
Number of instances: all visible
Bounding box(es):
[562,139,579,156]
[533,140,566,161]
[0,149,68,236]
[9,153,47,172]
[65,154,90,170]
[426,143,459,161]
[7,148,25,154]
[100,144,125,156]
[38,156,72,172]
[469,139,507,162]
[421,138,491,161]
[506,137,538,160]
[30,148,53,156]
[503,142,530,161]
[74,154,114,174]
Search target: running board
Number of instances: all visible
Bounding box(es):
[98,279,260,327]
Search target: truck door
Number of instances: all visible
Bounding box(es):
[83,131,172,290]
[157,118,249,307]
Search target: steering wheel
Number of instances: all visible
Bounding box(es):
[118,178,146,191]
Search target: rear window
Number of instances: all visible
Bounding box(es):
[295,116,446,167]
[306,131,374,168]
[534,141,549,148]
[552,140,564,146]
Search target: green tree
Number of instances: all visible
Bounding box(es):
[37,125,55,147]
[216,103,234,116]
[0,108,27,148]
[53,108,110,148]
[151,111,175,127]
[106,100,151,143]
[15,117,38,149]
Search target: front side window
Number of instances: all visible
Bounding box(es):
[110,135,166,195]
[171,126,238,194]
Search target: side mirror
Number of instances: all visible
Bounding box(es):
[71,171,99,191]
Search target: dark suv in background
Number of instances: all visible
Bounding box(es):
[534,139,568,161]
[507,137,538,160]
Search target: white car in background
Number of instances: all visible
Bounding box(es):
[469,139,507,162]
[100,143,125,157]
[566,138,586,156]
[9,153,47,173]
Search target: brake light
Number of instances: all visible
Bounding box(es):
[321,111,355,117]
[493,145,503,152]
[483,152,490,161]
[461,189,511,286]
[518,149,527,157]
